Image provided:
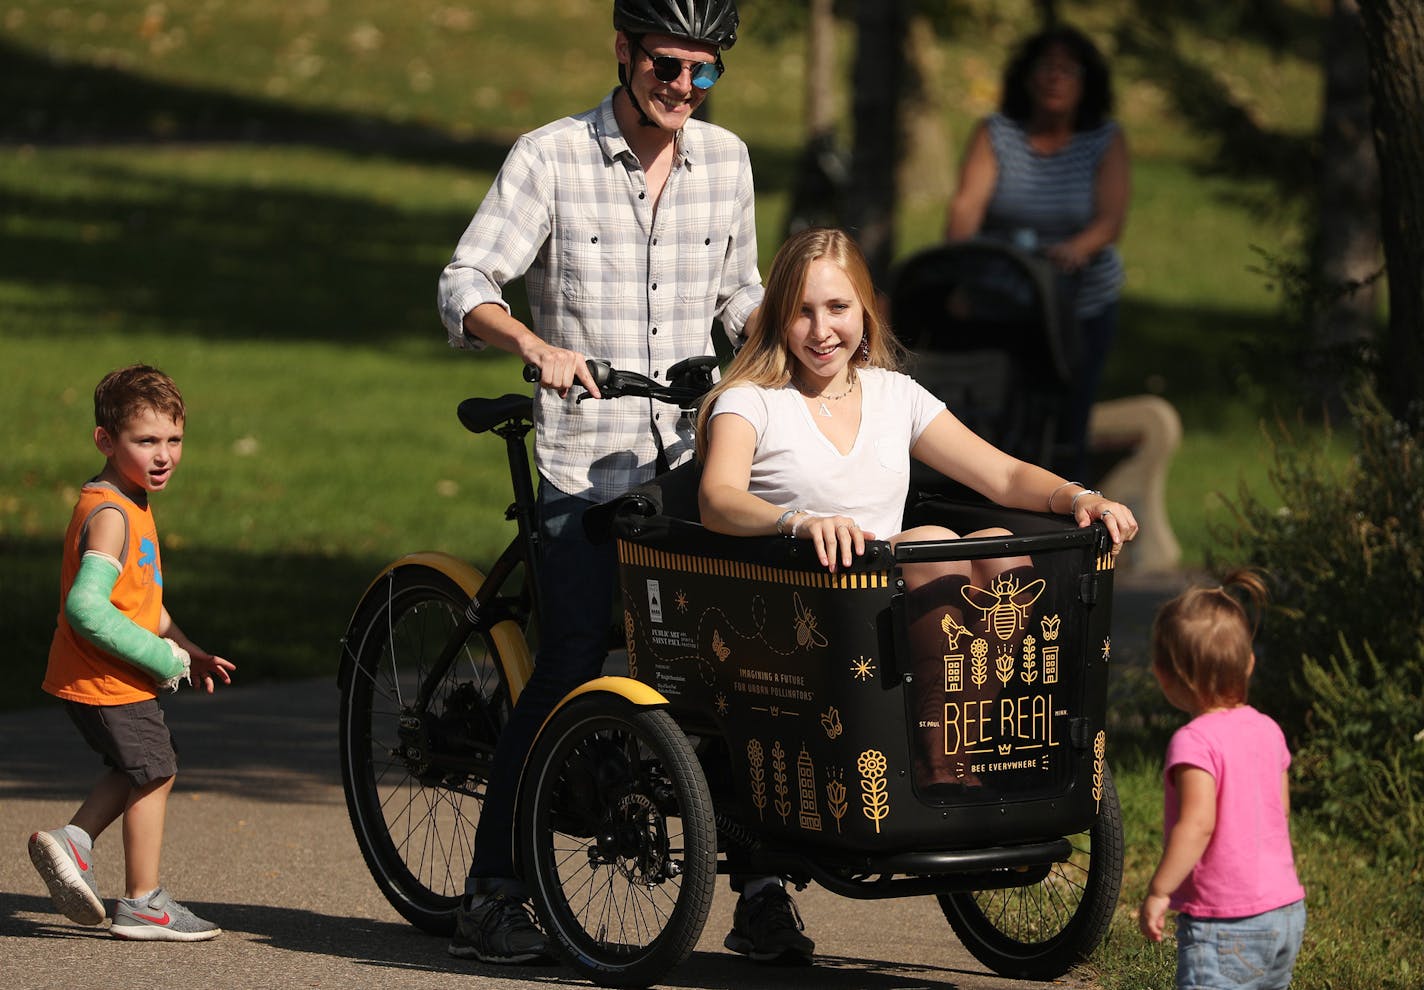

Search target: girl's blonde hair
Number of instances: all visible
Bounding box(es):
[1151,568,1269,710]
[695,227,904,459]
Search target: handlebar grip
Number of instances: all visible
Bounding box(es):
[523,360,610,386]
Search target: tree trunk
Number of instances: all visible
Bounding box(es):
[1356,0,1424,420]
[784,0,845,236]
[1312,0,1381,415]
[844,0,909,284]
[895,15,953,213]
[806,0,836,138]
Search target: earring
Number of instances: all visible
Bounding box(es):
[858,334,871,363]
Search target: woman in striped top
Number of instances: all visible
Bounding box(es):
[944,24,1131,478]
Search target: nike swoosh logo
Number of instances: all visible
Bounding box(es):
[66,838,90,872]
[133,911,172,925]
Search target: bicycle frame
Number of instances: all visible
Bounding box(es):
[346,355,719,721]
[342,394,541,712]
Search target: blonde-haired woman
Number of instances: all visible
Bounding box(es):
[697,226,1137,571]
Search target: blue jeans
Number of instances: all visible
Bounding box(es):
[467,479,618,896]
[1176,900,1306,990]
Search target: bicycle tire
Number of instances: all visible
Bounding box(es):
[338,562,517,935]
[939,765,1125,980]
[520,693,717,988]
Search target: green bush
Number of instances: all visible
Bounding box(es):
[1295,638,1424,871]
[1215,386,1424,862]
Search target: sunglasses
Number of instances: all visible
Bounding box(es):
[635,38,724,90]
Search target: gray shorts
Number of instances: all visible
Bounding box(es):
[64,698,179,787]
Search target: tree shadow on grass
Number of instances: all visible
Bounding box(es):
[0,155,521,347]
[0,37,514,170]
[1113,19,1317,201]
[0,34,807,350]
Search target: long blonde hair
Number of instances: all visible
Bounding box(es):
[695,227,903,459]
[1151,568,1269,711]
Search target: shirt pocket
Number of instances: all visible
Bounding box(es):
[875,436,909,474]
[559,215,625,303]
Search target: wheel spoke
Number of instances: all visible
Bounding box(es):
[340,566,517,934]
[940,768,1123,979]
[524,702,715,984]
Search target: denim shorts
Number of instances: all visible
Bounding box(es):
[1176,899,1306,990]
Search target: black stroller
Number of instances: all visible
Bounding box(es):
[889,239,1080,479]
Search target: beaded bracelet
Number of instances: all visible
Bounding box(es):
[1070,488,1103,515]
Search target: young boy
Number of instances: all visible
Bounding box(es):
[29,364,235,942]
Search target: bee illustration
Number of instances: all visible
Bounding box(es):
[793,592,829,650]
[962,574,1046,641]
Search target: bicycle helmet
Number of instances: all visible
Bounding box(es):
[614,0,739,50]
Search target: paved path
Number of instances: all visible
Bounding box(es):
[0,571,1185,990]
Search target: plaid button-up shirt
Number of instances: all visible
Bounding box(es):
[439,90,763,503]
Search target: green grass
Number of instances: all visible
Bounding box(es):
[0,0,1337,687]
[5,3,1410,985]
[1094,726,1424,990]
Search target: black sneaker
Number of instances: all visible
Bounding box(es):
[723,884,815,965]
[447,894,552,964]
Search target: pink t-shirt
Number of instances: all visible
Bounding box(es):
[1164,705,1305,918]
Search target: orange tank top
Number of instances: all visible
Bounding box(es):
[44,482,164,705]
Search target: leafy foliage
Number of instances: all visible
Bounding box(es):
[1295,639,1424,871]
[1215,386,1424,862]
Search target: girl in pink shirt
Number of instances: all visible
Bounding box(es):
[1139,569,1306,988]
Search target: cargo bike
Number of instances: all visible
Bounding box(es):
[337,357,1124,988]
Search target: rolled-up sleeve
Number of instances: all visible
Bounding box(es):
[437,135,554,350]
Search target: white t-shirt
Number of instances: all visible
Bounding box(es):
[708,367,947,538]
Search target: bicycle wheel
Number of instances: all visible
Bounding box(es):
[520,693,717,989]
[939,765,1125,980]
[339,562,518,935]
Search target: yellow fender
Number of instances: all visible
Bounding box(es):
[559,675,669,709]
[533,676,671,746]
[350,552,534,701]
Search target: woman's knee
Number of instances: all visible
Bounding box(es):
[892,525,961,546]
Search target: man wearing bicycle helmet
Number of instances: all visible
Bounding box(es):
[438,0,809,969]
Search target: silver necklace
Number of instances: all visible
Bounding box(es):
[794,374,856,418]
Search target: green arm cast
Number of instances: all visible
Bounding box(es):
[64,552,185,681]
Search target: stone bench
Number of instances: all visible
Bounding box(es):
[1087,395,1183,575]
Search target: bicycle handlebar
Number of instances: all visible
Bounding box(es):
[523,356,718,408]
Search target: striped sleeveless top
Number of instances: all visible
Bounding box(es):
[981,113,1125,318]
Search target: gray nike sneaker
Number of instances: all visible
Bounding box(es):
[111,888,221,942]
[28,828,105,926]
